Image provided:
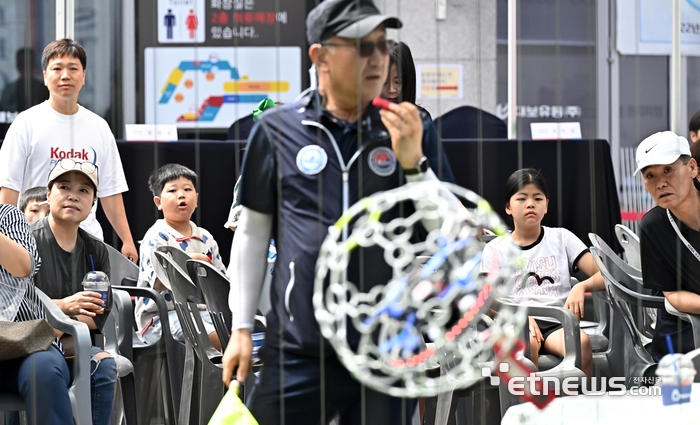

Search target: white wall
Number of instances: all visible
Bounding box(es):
[380,0,497,117]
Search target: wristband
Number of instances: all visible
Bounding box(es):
[402,156,429,175]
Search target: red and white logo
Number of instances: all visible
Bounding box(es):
[50,147,90,160]
[368,147,396,177]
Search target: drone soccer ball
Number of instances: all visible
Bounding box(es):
[314,181,525,398]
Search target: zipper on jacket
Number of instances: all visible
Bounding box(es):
[301,120,364,241]
[300,119,380,291]
[284,261,296,321]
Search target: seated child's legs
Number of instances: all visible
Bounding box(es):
[528,329,542,370]
[542,327,592,378]
[579,331,592,377]
[530,319,561,370]
[529,333,541,369]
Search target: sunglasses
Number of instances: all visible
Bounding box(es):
[321,39,395,58]
[51,158,98,176]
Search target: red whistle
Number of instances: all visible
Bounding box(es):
[372,97,393,111]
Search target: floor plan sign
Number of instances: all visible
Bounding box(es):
[144,46,302,128]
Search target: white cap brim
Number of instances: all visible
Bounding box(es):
[633,153,681,176]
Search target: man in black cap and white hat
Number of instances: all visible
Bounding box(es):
[637,131,700,360]
[222,1,454,423]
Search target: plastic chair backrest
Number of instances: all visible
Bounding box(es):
[153,251,219,358]
[106,244,139,286]
[589,232,661,340]
[589,247,660,384]
[615,224,642,270]
[590,247,663,341]
[149,246,190,293]
[153,251,224,423]
[108,289,135,362]
[588,287,611,345]
[156,245,192,272]
[589,233,643,290]
[112,284,185,425]
[186,259,233,349]
[103,289,138,425]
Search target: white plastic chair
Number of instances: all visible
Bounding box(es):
[614,224,642,270]
[38,288,92,425]
[0,289,93,424]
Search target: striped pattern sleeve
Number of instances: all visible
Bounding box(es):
[15,285,47,322]
[0,204,37,319]
[0,204,41,278]
[0,204,42,322]
[0,205,61,350]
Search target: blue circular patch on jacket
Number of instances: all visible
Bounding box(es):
[368,147,397,176]
[296,145,328,175]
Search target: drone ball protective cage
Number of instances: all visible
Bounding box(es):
[314,181,527,398]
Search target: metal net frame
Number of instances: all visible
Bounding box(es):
[314,181,527,398]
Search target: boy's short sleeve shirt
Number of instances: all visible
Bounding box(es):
[480,226,588,306]
[135,219,226,331]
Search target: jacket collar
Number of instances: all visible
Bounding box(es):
[297,90,389,140]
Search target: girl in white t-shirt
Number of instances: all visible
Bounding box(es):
[481,168,604,378]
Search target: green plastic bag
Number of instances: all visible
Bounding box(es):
[208,382,259,425]
[252,98,276,122]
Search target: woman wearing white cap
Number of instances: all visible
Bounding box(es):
[31,158,117,425]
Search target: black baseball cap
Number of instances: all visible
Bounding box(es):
[306,0,402,44]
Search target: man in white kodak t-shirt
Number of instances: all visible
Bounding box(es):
[0,38,137,262]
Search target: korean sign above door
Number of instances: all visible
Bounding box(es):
[206,0,306,46]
